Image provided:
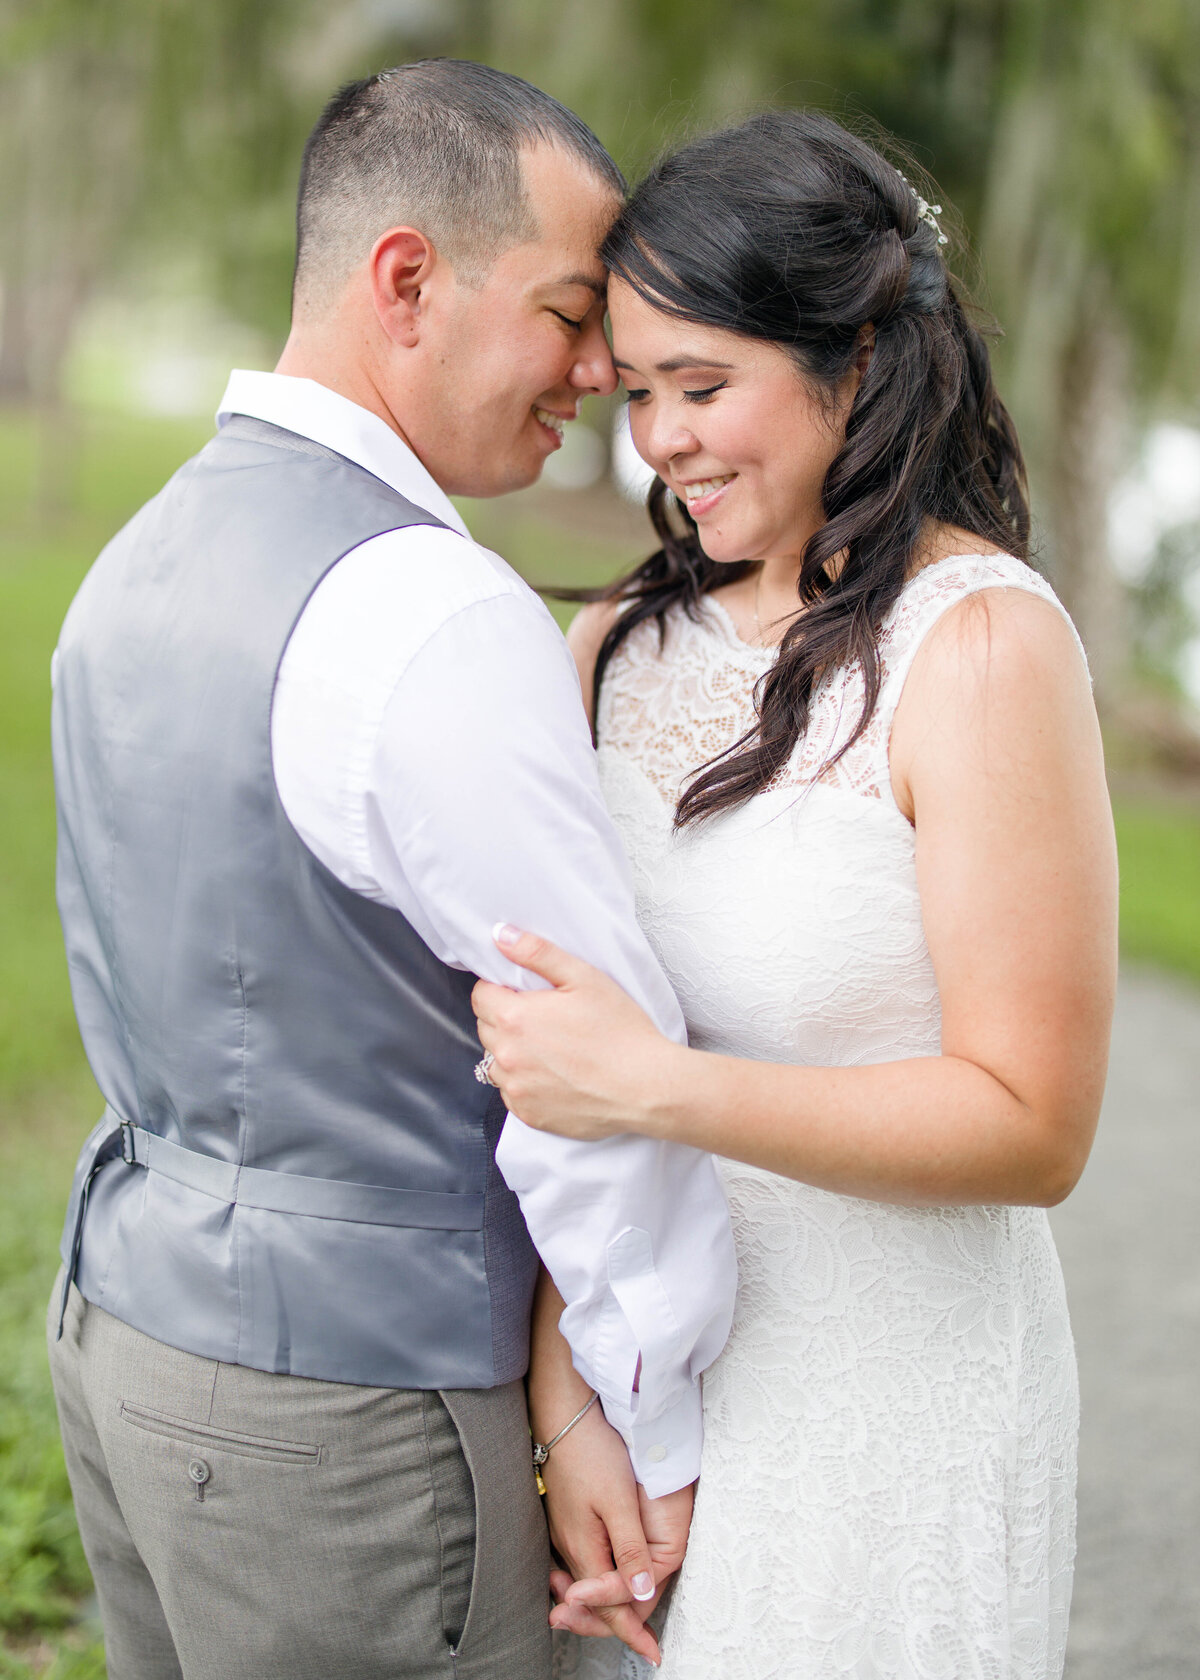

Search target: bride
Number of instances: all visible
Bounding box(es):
[473,110,1116,1679]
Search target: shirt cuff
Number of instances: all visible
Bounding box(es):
[602,1381,704,1498]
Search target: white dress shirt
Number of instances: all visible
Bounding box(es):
[216,371,736,1495]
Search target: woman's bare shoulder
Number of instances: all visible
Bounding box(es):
[891,583,1094,816]
[567,598,626,729]
[907,583,1086,714]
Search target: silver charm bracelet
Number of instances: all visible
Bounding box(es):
[531,1391,599,1493]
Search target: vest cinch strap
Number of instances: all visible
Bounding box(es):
[120,1119,486,1230]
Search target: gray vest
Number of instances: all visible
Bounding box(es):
[53,416,538,1389]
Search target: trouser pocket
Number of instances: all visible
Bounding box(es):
[119,1400,322,1508]
[119,1400,322,1463]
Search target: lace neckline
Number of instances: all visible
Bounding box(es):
[599,550,1042,816]
[699,595,774,662]
[698,553,1014,658]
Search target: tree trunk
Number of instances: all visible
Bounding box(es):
[1045,273,1129,710]
[0,272,34,403]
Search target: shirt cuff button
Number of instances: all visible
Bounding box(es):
[647,1444,668,1463]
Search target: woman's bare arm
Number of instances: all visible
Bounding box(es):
[566,599,623,732]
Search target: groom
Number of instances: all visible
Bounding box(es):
[47,59,735,1680]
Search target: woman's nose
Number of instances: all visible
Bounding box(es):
[641,409,699,471]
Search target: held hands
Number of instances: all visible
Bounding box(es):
[538,1396,693,1666]
[471,925,679,1141]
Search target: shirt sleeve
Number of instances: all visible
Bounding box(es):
[367,584,737,1496]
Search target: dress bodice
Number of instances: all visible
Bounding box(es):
[596,553,1084,1070]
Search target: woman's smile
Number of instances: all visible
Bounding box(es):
[677,472,737,517]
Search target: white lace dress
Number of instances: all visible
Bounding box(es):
[558,555,1082,1680]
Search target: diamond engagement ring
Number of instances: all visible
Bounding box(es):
[474,1051,497,1086]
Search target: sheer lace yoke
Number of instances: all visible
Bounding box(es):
[597,552,1087,815]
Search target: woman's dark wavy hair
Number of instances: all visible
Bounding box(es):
[586,109,1030,828]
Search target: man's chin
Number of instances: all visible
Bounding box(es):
[459,456,546,500]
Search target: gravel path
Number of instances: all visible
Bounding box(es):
[1053,966,1200,1679]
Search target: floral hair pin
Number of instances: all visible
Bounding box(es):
[896,171,949,245]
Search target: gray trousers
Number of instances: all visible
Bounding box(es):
[49,1277,551,1679]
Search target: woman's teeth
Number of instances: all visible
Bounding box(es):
[535,407,565,438]
[682,475,735,502]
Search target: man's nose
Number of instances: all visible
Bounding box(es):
[569,316,619,397]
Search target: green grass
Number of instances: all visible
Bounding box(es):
[0,1644,106,1680]
[0,1091,103,1671]
[0,403,1197,1671]
[1112,799,1200,983]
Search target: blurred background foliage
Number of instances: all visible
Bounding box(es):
[1,1,1198,1672]
[3,0,1200,704]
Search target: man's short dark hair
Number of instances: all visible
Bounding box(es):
[293,59,625,315]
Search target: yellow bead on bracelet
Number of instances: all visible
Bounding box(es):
[530,1391,599,1496]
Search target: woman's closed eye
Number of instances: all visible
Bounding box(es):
[682,381,728,403]
[623,380,728,405]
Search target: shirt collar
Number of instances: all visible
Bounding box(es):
[216,370,471,539]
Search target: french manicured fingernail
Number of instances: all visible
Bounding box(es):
[631,1572,655,1601]
[493,922,521,948]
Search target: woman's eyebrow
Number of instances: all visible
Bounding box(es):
[613,356,735,373]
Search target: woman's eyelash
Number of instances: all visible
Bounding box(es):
[623,381,727,405]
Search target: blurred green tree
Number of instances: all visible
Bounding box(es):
[971,0,1200,700]
[3,0,1198,700]
[0,0,465,406]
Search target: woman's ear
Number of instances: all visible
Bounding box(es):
[854,322,876,378]
[836,323,875,418]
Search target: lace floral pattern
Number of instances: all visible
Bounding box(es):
[567,555,1081,1680]
[598,553,1088,812]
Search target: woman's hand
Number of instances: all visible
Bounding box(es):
[527,1267,681,1665]
[471,925,682,1140]
[552,1478,694,1638]
[539,1400,691,1665]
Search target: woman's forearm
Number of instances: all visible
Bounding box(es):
[646,1043,1095,1208]
[527,1264,595,1441]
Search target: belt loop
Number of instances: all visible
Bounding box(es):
[57,1162,98,1340]
[56,1115,134,1341]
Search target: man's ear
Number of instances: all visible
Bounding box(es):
[369,226,438,348]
